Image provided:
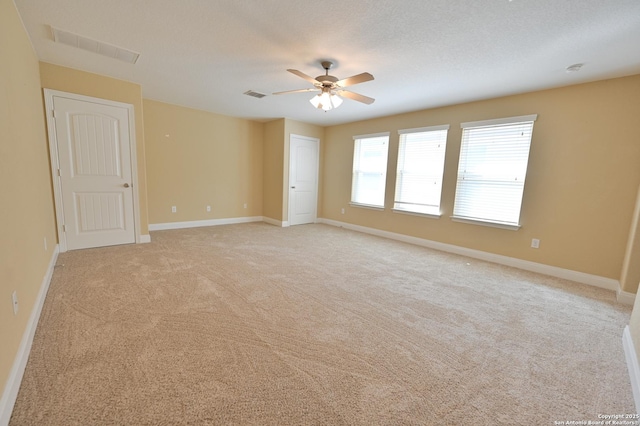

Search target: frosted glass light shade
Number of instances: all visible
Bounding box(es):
[320,92,332,110]
[310,94,322,108]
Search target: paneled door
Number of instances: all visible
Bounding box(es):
[288,135,319,226]
[48,93,136,250]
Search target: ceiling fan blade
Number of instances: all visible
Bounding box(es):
[336,72,374,88]
[336,90,375,105]
[273,88,320,95]
[287,69,320,85]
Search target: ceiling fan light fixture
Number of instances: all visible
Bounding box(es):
[309,91,343,111]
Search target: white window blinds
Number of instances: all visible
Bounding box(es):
[351,133,390,208]
[453,115,537,227]
[394,125,449,216]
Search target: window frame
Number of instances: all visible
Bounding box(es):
[451,114,537,230]
[392,124,449,218]
[350,132,391,210]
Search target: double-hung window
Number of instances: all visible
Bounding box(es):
[393,125,449,216]
[351,133,390,208]
[452,114,537,229]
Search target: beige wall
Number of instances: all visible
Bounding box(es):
[144,99,263,224]
[322,75,640,284]
[263,119,285,222]
[39,62,149,235]
[0,0,57,396]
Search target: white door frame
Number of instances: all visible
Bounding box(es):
[287,134,320,226]
[43,89,142,252]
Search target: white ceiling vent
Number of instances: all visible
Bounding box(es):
[243,90,267,99]
[51,27,140,64]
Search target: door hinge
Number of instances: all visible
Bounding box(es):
[62,224,66,232]
[52,109,57,118]
[57,168,61,177]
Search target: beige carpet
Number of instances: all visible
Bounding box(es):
[10,223,635,425]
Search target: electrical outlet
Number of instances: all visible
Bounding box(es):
[243,203,247,209]
[531,238,540,249]
[206,205,211,212]
[171,206,177,213]
[341,208,345,214]
[12,291,18,315]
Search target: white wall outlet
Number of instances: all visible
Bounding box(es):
[341,208,345,214]
[531,238,540,249]
[243,203,247,209]
[12,291,18,315]
[171,206,177,213]
[44,237,48,251]
[206,205,211,212]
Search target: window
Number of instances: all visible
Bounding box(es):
[351,133,390,208]
[393,125,449,216]
[452,115,537,229]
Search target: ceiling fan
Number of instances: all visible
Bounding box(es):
[273,61,375,111]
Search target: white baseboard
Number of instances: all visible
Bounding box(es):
[263,217,288,227]
[318,218,633,303]
[0,245,60,426]
[149,216,263,231]
[618,290,637,306]
[139,234,151,243]
[623,326,640,414]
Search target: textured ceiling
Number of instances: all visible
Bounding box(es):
[14,0,640,126]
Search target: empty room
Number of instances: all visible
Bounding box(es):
[2,0,640,424]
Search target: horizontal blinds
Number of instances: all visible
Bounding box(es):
[394,128,448,215]
[351,135,389,207]
[453,120,535,225]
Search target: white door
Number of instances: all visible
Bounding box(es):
[50,95,136,250]
[289,135,319,226]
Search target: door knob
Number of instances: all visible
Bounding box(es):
[124,183,130,188]
[291,186,295,189]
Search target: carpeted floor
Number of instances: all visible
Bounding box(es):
[10,223,635,425]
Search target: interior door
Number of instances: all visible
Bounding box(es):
[289,135,319,226]
[51,95,136,250]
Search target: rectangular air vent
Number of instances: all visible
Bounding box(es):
[243,90,267,99]
[51,27,140,64]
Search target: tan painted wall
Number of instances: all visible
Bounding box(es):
[263,119,285,222]
[144,99,263,224]
[322,75,640,283]
[39,62,149,235]
[0,0,57,396]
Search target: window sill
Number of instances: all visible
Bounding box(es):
[349,202,385,211]
[392,209,441,219]
[450,216,521,231]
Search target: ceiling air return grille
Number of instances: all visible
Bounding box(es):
[51,27,140,64]
[243,90,267,99]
